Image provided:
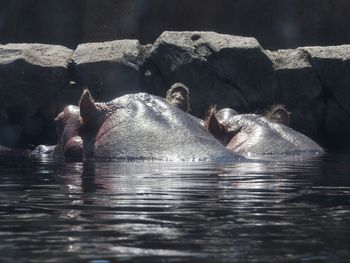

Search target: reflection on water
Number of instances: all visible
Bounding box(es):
[0,153,350,262]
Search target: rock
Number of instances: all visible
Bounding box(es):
[324,100,350,147]
[141,31,274,117]
[0,43,73,118]
[73,40,145,101]
[300,45,350,147]
[301,45,350,115]
[0,43,73,147]
[266,48,325,138]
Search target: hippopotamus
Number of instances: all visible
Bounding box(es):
[165,83,191,113]
[204,106,324,157]
[53,105,84,160]
[51,90,242,162]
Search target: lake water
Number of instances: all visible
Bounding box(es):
[1,152,350,263]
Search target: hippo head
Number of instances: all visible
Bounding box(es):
[54,105,83,160]
[53,90,110,161]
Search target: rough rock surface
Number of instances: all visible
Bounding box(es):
[266,49,325,138]
[73,40,145,101]
[0,43,73,147]
[300,45,350,146]
[0,43,73,117]
[141,31,274,116]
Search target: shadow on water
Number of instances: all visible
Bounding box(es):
[0,152,350,262]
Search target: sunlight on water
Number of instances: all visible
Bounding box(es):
[0,152,350,262]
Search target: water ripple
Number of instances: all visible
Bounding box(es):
[1,153,350,262]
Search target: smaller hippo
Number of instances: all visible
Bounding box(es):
[165,83,191,113]
[204,106,324,156]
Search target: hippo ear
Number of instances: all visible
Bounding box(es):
[204,107,226,141]
[267,105,291,126]
[79,89,98,126]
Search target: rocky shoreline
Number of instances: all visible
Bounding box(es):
[1,31,349,150]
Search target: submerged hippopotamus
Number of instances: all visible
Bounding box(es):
[204,106,324,156]
[51,90,242,162]
[165,83,191,113]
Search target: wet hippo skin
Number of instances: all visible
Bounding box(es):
[206,107,324,156]
[54,90,242,162]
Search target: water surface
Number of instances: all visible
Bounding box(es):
[1,152,350,262]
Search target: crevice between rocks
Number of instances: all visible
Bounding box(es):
[303,50,350,148]
[304,51,350,120]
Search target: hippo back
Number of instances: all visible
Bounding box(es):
[225,114,324,155]
[88,93,242,161]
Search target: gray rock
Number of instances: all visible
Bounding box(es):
[0,43,73,118]
[300,45,350,115]
[266,48,325,138]
[324,99,350,147]
[141,31,274,116]
[73,40,144,101]
[299,45,350,146]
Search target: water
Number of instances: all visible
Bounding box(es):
[0,152,350,263]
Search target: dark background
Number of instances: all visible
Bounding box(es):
[1,0,350,50]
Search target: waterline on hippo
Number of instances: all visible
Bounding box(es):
[52,90,243,162]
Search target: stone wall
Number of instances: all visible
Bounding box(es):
[1,32,350,150]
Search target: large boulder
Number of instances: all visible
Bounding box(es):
[73,40,145,101]
[141,31,275,117]
[266,48,325,138]
[0,43,73,147]
[301,45,350,114]
[0,43,73,117]
[300,45,350,146]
